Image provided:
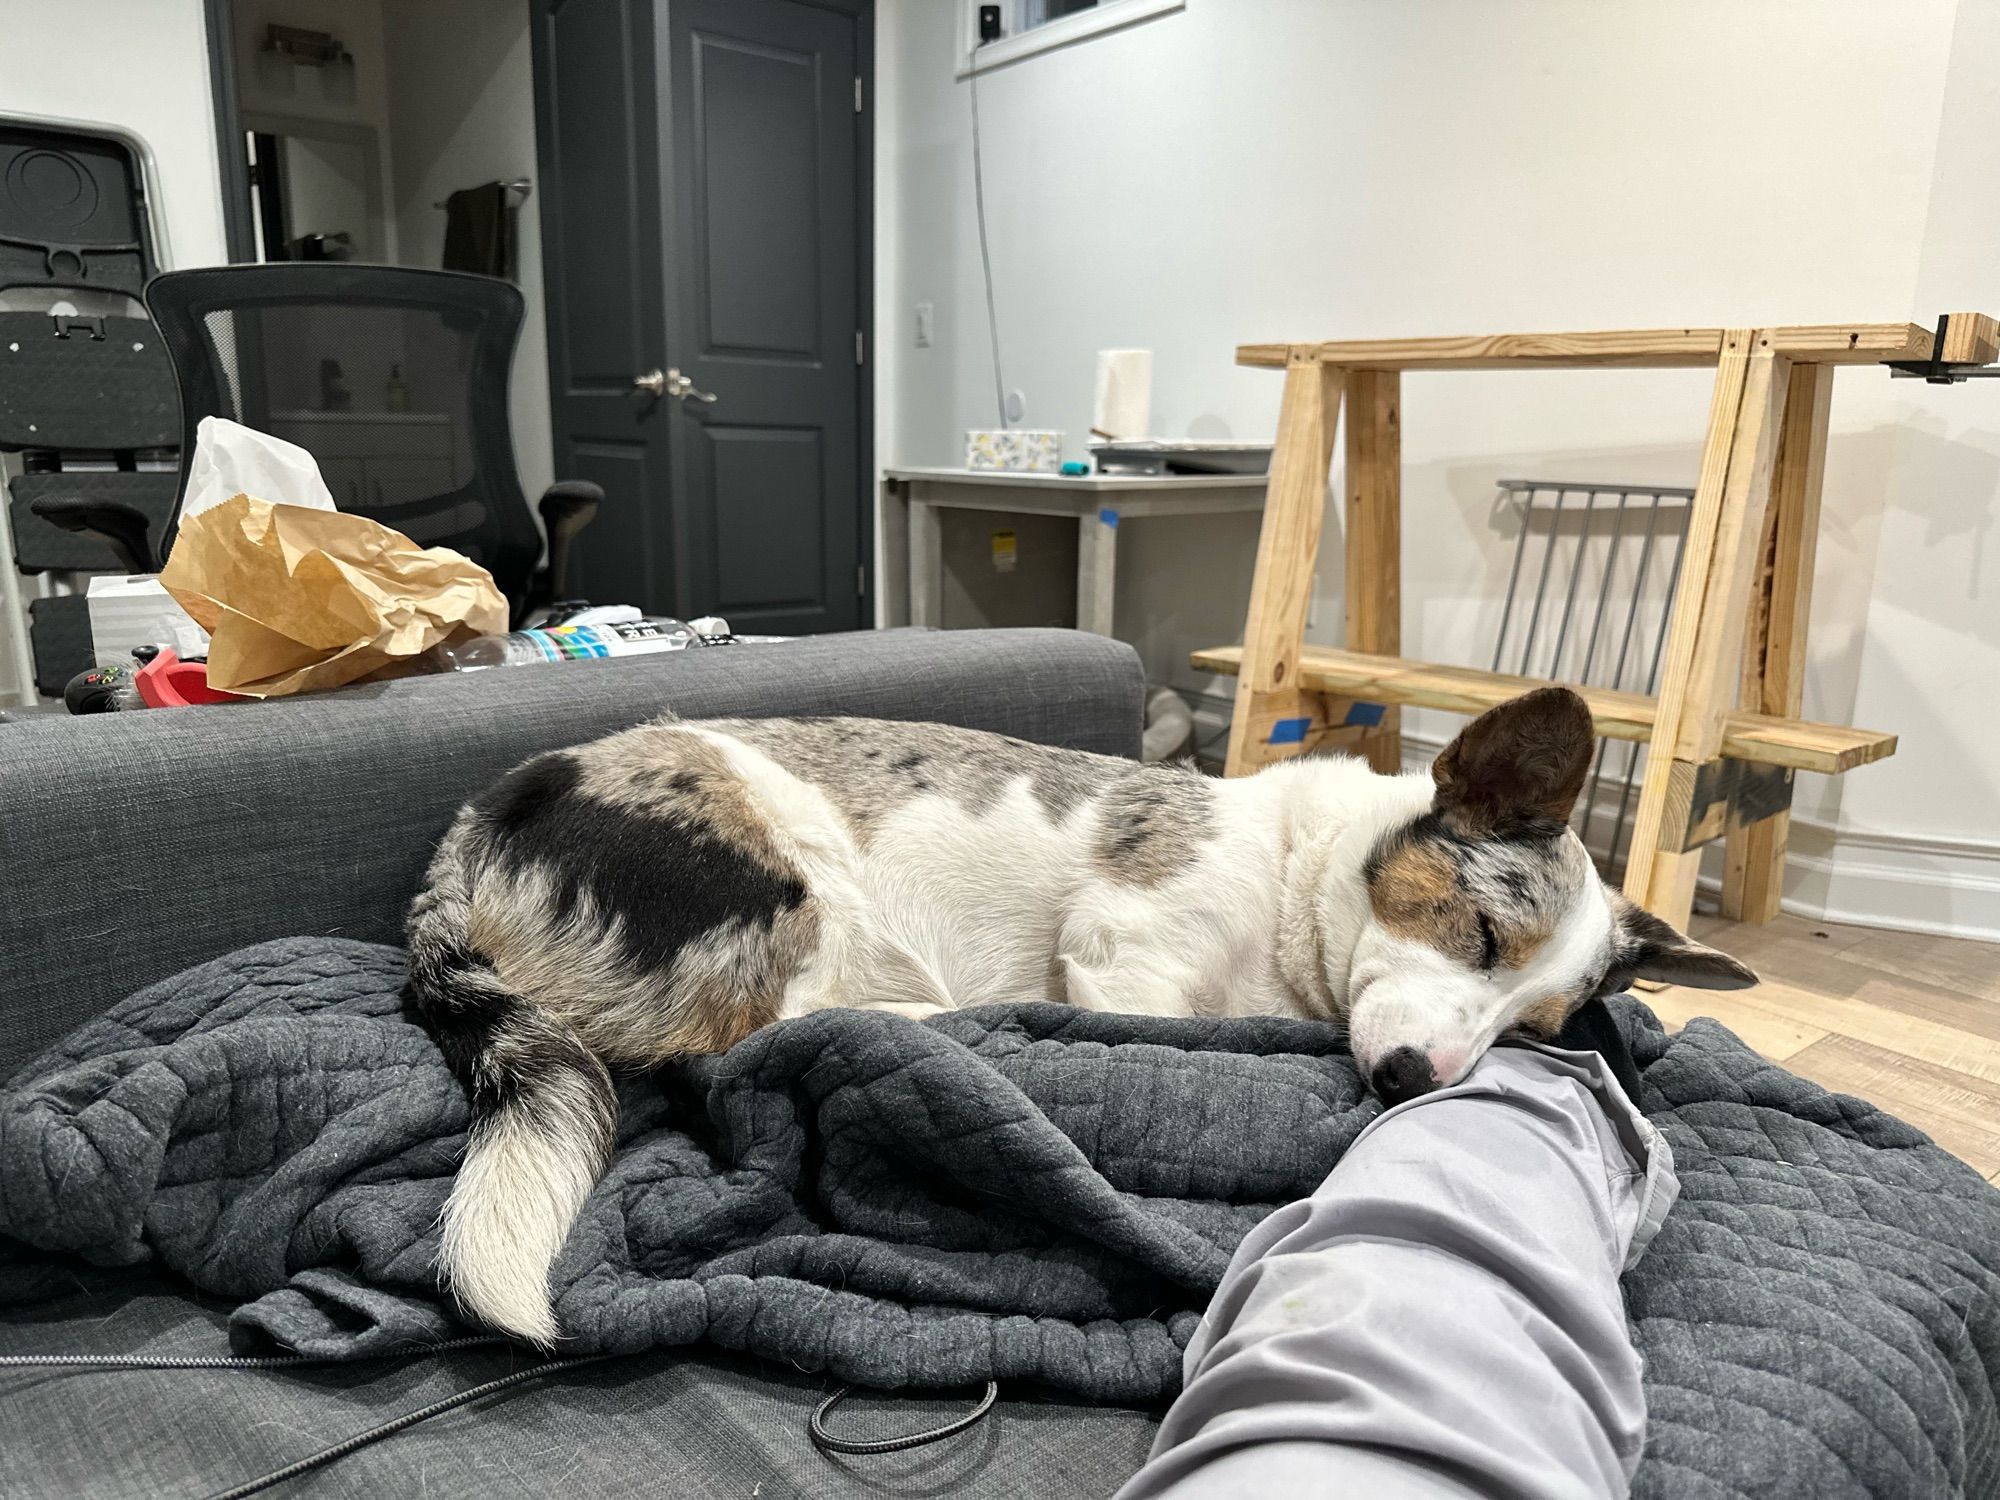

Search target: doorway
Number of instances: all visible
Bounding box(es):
[204,0,873,634]
[532,0,873,633]
[206,0,557,519]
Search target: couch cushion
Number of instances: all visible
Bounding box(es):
[0,628,1143,1075]
[0,1264,1161,1499]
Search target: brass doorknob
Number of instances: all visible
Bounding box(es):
[664,367,719,404]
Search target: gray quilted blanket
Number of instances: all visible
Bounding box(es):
[2,938,1997,1499]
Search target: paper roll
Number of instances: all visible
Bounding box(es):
[1091,349,1152,441]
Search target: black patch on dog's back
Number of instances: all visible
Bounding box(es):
[478,750,584,835]
[1091,765,1214,885]
[474,750,806,976]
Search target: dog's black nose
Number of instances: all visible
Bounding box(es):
[1370,1046,1438,1106]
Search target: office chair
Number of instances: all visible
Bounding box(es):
[0,120,176,697]
[0,309,181,695]
[143,265,601,626]
[0,119,157,299]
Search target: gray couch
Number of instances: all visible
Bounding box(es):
[0,628,1165,1499]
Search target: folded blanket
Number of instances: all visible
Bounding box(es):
[2,938,1998,1500]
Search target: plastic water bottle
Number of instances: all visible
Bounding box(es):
[432,617,700,672]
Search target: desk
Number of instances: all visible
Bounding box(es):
[883,467,1266,637]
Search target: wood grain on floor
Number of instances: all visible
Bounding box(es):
[1657,914,2000,1182]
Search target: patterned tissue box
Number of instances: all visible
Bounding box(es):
[965,429,1062,473]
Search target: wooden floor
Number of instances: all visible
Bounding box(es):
[1647,913,2000,1183]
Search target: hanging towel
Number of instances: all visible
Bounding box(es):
[441,183,511,278]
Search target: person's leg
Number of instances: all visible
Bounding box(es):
[1115,1042,1674,1500]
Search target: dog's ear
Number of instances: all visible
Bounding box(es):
[1432,687,1595,838]
[1608,892,1758,990]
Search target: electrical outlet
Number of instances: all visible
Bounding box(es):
[914,302,934,348]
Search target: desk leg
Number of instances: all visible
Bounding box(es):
[908,498,943,628]
[879,478,911,628]
[1077,507,1118,636]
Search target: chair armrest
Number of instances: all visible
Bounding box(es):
[29,496,158,573]
[531,480,603,609]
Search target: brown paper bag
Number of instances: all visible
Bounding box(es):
[159,492,508,697]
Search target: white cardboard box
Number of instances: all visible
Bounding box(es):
[85,575,210,668]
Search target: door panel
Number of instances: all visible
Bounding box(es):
[693,34,822,359]
[568,439,665,613]
[669,0,862,634]
[702,424,824,611]
[317,457,365,514]
[535,0,864,630]
[549,0,645,386]
[533,0,678,614]
[367,457,455,509]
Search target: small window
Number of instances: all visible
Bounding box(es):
[1021,1,1107,30]
[959,0,1184,74]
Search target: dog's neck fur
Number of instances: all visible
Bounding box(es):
[1224,756,1438,1019]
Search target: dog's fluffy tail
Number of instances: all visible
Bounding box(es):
[402,810,615,1347]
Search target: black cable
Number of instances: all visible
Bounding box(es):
[7,1338,999,1476]
[809,1380,1000,1456]
[967,56,1008,429]
[202,1351,624,1500]
[0,1336,618,1499]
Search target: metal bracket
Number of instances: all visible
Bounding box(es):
[1676,759,1794,852]
[1887,313,2000,383]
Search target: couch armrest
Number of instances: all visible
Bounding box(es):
[0,628,1143,1076]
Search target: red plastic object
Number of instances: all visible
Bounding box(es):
[134,648,248,708]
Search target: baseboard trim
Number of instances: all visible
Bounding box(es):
[1722,819,2000,943]
[1183,696,2000,943]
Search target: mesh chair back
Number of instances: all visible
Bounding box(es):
[145,266,543,614]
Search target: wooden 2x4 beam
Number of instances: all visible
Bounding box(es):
[1190,643,1896,776]
[1236,316,2000,372]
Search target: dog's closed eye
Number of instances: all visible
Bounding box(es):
[1475,911,1499,972]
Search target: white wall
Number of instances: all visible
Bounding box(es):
[0,0,227,270]
[381,0,554,501]
[876,0,2000,935]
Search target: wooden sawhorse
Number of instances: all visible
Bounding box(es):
[1197,319,1999,929]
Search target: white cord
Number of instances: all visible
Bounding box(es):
[968,54,1009,428]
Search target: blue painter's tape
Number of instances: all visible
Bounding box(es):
[1268,716,1312,745]
[1344,701,1386,727]
[1098,507,1120,527]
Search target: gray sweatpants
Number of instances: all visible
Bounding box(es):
[1115,1042,1676,1500]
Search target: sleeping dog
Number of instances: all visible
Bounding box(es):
[403,685,1753,1345]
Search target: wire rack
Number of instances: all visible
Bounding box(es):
[1490,479,1695,877]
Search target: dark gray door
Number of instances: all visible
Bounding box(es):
[532,0,676,616]
[533,0,866,632]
